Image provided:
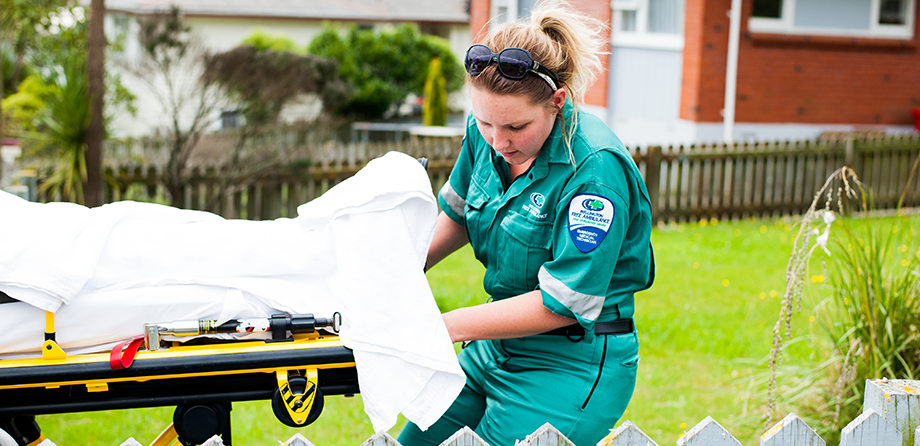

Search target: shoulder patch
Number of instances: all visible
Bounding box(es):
[568,194,614,253]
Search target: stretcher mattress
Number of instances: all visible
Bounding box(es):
[0,151,465,432]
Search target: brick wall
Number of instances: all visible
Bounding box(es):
[681,0,920,125]
[466,0,610,108]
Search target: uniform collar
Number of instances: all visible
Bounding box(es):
[531,99,576,176]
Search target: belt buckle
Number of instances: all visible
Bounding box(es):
[565,326,585,343]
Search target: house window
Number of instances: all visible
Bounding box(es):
[489,0,539,27]
[612,0,685,50]
[749,0,915,38]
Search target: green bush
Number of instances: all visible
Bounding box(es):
[423,56,448,127]
[307,23,462,120]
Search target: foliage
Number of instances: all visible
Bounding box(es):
[241,29,301,53]
[422,56,447,127]
[765,163,920,445]
[307,23,462,120]
[29,40,89,203]
[1,75,54,132]
[1,41,33,97]
[126,5,223,207]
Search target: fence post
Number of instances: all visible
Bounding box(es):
[863,379,920,446]
[359,432,401,446]
[761,413,824,446]
[840,408,901,446]
[599,420,659,446]
[516,423,575,446]
[645,146,662,225]
[676,416,742,446]
[440,426,490,446]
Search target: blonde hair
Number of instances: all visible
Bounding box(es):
[469,0,608,165]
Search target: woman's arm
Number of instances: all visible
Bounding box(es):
[441,290,575,343]
[426,212,470,272]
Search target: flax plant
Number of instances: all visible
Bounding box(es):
[764,162,920,444]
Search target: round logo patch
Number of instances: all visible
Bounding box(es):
[568,194,614,253]
[530,193,545,208]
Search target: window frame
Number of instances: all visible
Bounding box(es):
[748,0,916,39]
[611,0,685,51]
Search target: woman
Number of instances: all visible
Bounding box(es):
[399,2,655,445]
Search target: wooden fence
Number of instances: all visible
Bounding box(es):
[77,379,920,446]
[36,133,920,223]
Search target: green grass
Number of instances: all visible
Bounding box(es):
[35,217,828,445]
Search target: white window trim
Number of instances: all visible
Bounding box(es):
[490,0,519,28]
[611,0,685,51]
[748,0,916,39]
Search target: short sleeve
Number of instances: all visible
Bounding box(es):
[438,117,478,226]
[538,153,634,328]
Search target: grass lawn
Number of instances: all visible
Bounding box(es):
[35,216,830,445]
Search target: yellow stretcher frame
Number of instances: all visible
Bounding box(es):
[0,312,358,446]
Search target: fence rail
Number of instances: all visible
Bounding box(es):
[35,133,920,223]
[40,379,920,446]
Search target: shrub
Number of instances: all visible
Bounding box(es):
[423,56,447,127]
[765,161,920,444]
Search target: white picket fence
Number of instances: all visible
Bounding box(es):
[34,379,920,446]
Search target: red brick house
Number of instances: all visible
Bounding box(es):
[469,0,919,145]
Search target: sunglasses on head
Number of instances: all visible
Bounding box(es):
[464,44,560,91]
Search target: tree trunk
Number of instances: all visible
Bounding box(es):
[84,0,106,207]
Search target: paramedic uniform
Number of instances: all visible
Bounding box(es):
[399,102,655,446]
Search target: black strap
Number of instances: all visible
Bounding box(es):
[544,318,634,338]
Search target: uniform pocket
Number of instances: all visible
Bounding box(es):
[498,212,553,291]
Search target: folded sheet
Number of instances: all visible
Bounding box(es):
[0,151,465,432]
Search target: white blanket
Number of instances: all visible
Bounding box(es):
[0,151,465,432]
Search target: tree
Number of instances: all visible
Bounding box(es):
[0,0,66,184]
[84,0,104,207]
[123,6,224,207]
[423,56,447,127]
[307,23,462,120]
[202,44,347,206]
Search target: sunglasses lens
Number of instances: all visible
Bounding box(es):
[498,49,531,79]
[466,45,493,74]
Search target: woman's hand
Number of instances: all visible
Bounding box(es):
[441,290,575,343]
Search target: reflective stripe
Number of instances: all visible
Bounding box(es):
[538,266,604,322]
[440,181,466,217]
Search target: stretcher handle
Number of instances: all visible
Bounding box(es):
[152,312,342,339]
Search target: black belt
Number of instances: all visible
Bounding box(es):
[544,318,634,341]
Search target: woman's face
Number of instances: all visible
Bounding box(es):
[470,86,565,167]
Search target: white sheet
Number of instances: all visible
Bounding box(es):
[0,151,465,432]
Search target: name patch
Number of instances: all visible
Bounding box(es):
[568,194,614,253]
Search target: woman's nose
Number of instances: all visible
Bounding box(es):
[491,129,511,150]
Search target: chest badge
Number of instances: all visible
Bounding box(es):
[568,194,614,253]
[530,193,545,208]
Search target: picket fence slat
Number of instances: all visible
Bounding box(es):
[359,432,401,446]
[676,416,743,446]
[517,423,576,446]
[599,420,658,446]
[840,409,902,446]
[761,413,825,446]
[440,426,489,446]
[284,433,317,446]
[863,379,920,446]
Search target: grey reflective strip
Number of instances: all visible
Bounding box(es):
[538,266,605,321]
[440,181,466,217]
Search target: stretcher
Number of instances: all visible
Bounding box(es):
[0,308,359,446]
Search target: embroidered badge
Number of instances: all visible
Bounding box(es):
[530,193,545,208]
[568,194,614,253]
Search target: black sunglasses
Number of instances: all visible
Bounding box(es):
[464,44,560,91]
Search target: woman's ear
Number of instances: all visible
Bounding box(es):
[552,88,566,109]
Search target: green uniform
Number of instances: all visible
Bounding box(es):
[399,102,654,446]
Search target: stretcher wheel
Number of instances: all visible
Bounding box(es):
[272,376,324,427]
[0,417,41,446]
[173,403,230,446]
